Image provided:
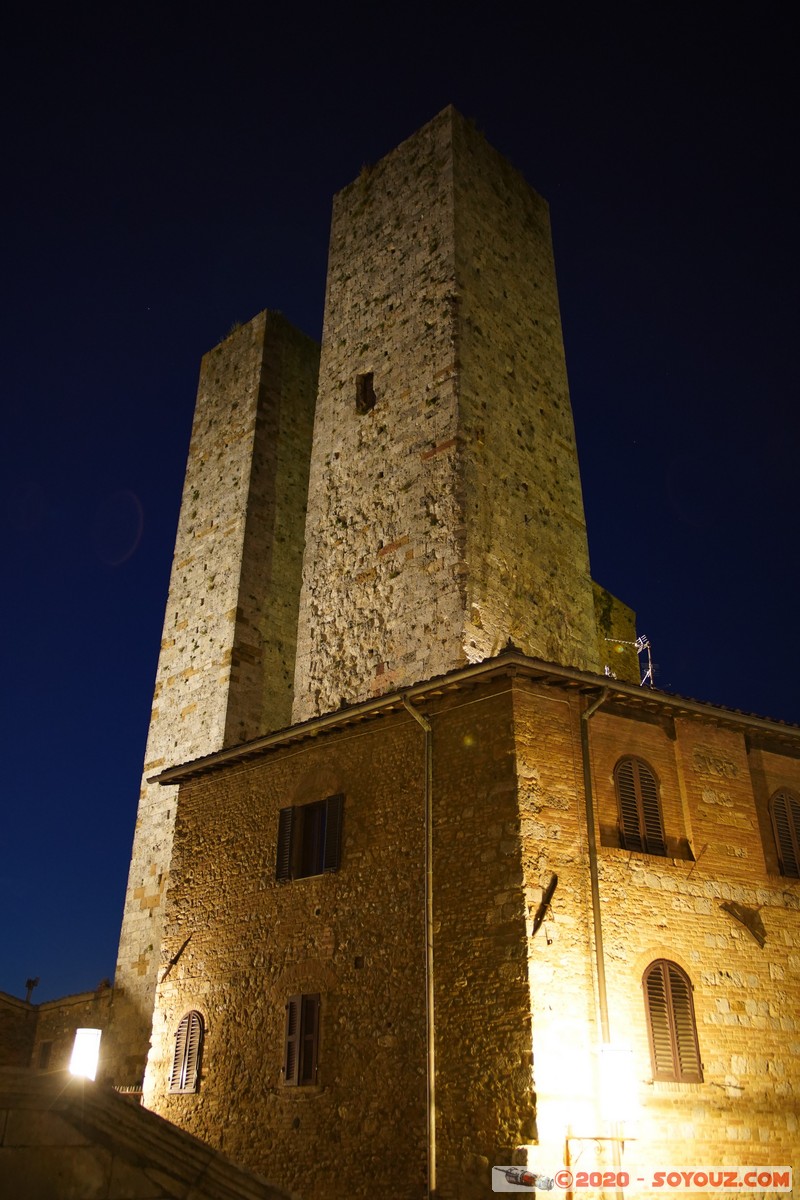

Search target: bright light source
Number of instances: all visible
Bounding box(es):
[69,1028,102,1080]
[599,1043,636,1123]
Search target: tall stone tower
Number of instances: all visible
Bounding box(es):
[112,108,634,1083]
[292,107,601,723]
[112,313,318,1082]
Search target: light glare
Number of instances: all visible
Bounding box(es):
[69,1028,101,1080]
[599,1043,636,1122]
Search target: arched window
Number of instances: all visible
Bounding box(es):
[770,790,800,878]
[643,960,702,1082]
[614,757,667,855]
[169,1011,203,1094]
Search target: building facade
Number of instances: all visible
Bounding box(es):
[110,106,638,1091]
[142,659,800,1197]
[13,107,795,1198]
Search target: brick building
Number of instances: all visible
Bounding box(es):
[7,108,799,1197]
[140,656,800,1198]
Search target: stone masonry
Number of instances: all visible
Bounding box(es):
[292,107,602,722]
[38,107,794,1198]
[112,312,318,1084]
[111,109,639,1088]
[143,658,800,1196]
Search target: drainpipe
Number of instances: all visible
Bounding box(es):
[403,696,436,1199]
[580,689,611,1041]
[580,689,624,1193]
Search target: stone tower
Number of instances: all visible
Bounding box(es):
[292,106,601,723]
[112,313,318,1082]
[112,108,635,1083]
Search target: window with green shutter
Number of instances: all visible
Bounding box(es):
[276,794,344,881]
[769,790,800,878]
[614,757,667,855]
[169,1011,204,1094]
[643,960,702,1083]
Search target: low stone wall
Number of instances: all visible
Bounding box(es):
[0,1068,289,1199]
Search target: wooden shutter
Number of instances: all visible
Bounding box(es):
[284,994,320,1086]
[183,1011,203,1092]
[323,794,344,873]
[615,758,666,855]
[644,962,675,1078]
[169,1011,203,1093]
[284,996,301,1085]
[638,763,667,855]
[616,759,644,851]
[771,791,800,878]
[667,964,703,1081]
[644,961,702,1083]
[170,1014,189,1092]
[299,994,320,1084]
[276,807,295,881]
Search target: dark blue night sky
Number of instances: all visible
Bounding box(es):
[2,10,798,1002]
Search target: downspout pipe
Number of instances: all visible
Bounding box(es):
[580,689,611,1041]
[580,689,624,1193]
[402,695,436,1199]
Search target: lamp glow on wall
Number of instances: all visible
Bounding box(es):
[599,1044,636,1123]
[69,1028,102,1081]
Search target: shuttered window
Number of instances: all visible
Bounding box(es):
[169,1011,204,1094]
[643,960,702,1082]
[283,994,320,1086]
[276,794,344,881]
[614,757,667,855]
[770,790,800,878]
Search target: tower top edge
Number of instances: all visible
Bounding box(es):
[333,105,549,209]
[201,309,320,362]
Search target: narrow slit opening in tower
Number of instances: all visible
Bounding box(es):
[355,372,376,414]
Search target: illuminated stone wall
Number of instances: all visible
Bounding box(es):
[144,683,534,1199]
[0,1068,288,1200]
[518,682,800,1175]
[113,109,639,1087]
[0,987,112,1077]
[0,994,36,1068]
[292,107,600,723]
[112,312,318,1085]
[30,988,113,1077]
[593,581,639,683]
[143,667,800,1195]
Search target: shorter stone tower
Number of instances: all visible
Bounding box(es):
[112,313,318,1082]
[292,107,602,723]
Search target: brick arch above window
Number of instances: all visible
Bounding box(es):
[614,756,667,856]
[643,959,703,1083]
[770,789,800,878]
[169,1010,204,1094]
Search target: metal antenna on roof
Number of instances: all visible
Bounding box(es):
[636,635,654,688]
[603,634,655,688]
